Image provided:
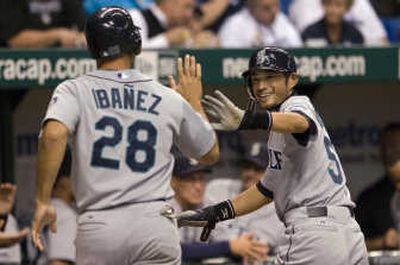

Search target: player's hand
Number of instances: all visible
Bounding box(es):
[175,200,235,241]
[175,209,216,241]
[31,201,57,251]
[0,228,29,248]
[168,54,203,106]
[0,183,16,214]
[202,90,244,130]
[230,233,269,263]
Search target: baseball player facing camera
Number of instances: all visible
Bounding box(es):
[31,6,219,265]
[176,47,369,264]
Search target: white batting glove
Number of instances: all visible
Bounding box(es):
[202,90,244,130]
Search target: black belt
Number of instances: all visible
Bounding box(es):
[306,206,354,218]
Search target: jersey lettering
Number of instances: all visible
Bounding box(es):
[268,149,282,170]
[92,87,162,115]
[315,112,344,184]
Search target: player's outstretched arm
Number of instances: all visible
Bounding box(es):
[231,184,272,216]
[203,90,310,133]
[32,120,68,251]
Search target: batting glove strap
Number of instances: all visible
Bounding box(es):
[199,200,235,242]
[211,200,236,222]
[238,111,272,131]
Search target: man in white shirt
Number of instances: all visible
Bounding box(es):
[129,0,194,48]
[218,0,302,48]
[289,0,388,46]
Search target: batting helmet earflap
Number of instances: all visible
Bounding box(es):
[85,6,142,60]
[242,46,297,100]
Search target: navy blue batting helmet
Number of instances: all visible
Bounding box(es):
[85,6,141,59]
[242,47,297,100]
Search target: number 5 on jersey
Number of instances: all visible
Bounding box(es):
[91,116,157,172]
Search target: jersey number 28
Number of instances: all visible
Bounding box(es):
[91,116,157,172]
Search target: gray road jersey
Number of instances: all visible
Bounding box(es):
[43,69,215,212]
[259,96,354,220]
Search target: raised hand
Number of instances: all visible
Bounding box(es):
[202,90,244,130]
[168,54,203,106]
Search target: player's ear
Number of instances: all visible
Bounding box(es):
[170,176,178,190]
[287,73,299,90]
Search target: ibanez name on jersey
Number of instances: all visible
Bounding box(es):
[91,83,162,115]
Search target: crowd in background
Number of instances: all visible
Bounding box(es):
[2,0,400,50]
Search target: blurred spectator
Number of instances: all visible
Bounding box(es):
[83,0,154,15]
[289,0,388,46]
[0,0,86,48]
[356,123,400,250]
[194,0,244,33]
[129,0,219,48]
[302,0,364,47]
[218,0,302,48]
[129,0,193,48]
[205,142,285,257]
[170,154,269,263]
[0,183,29,252]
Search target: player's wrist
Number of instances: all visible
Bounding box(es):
[212,200,236,222]
[35,198,51,206]
[238,110,272,131]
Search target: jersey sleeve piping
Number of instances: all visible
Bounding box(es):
[256,181,274,199]
[290,110,318,147]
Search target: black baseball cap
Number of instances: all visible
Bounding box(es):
[173,155,212,178]
[242,142,269,169]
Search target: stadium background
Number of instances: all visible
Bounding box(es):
[0,46,398,264]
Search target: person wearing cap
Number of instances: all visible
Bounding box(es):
[205,142,285,259]
[356,123,400,251]
[177,46,368,264]
[170,153,269,263]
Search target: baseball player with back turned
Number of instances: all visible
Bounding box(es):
[31,6,219,265]
[176,46,369,264]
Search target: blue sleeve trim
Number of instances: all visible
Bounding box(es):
[291,110,317,147]
[256,181,274,199]
[181,241,231,261]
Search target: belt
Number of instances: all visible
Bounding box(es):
[284,206,354,225]
[306,206,354,218]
